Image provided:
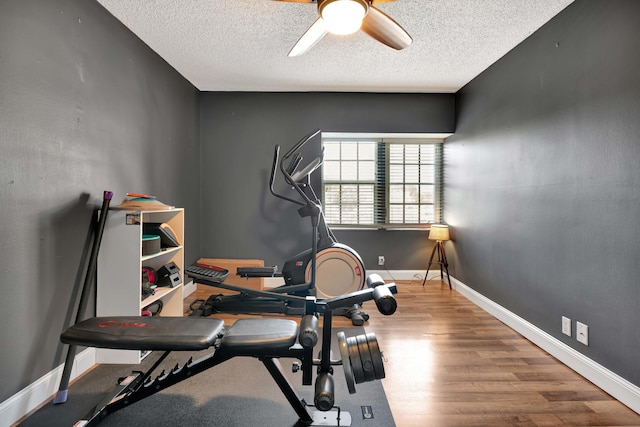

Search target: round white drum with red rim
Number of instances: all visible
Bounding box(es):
[305,244,365,299]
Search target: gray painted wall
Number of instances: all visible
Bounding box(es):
[199,92,455,271]
[445,0,640,386]
[0,0,199,402]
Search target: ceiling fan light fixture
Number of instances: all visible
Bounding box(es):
[319,0,368,35]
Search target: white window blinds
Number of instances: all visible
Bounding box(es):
[322,137,443,228]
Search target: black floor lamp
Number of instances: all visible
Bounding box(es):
[422,224,452,289]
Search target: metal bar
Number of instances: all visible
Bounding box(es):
[263,358,314,424]
[55,191,113,404]
[321,284,397,312]
[320,310,333,373]
[194,277,308,302]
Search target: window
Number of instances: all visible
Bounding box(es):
[322,134,444,228]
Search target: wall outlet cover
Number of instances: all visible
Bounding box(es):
[576,321,589,346]
[562,316,572,337]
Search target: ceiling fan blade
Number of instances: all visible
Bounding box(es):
[288,18,328,57]
[361,6,412,50]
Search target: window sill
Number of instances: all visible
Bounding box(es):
[331,225,432,231]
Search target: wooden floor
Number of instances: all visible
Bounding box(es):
[184,280,640,427]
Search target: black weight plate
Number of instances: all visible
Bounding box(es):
[337,332,356,394]
[356,334,375,383]
[346,336,365,384]
[366,333,385,380]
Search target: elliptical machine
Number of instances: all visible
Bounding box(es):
[271,129,366,300]
[190,129,370,325]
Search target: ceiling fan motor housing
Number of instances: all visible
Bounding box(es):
[318,0,370,14]
[318,0,370,35]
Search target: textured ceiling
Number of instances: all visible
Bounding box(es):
[96,0,574,93]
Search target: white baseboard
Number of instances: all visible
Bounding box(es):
[450,276,640,415]
[0,347,96,427]
[367,269,440,282]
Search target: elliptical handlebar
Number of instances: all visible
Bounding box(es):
[284,128,322,160]
[269,129,322,206]
[269,145,303,206]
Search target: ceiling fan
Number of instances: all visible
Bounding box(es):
[277,0,413,57]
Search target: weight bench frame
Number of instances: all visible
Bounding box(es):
[61,279,397,426]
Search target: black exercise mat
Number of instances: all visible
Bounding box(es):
[21,329,394,427]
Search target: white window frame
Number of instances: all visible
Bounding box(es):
[321,132,451,230]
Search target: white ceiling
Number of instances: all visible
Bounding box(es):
[97,0,574,93]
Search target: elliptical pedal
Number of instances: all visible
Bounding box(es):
[237,266,280,277]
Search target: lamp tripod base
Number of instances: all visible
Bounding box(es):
[422,240,451,289]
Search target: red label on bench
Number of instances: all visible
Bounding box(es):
[98,320,151,328]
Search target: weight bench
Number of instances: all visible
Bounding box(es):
[60,277,398,426]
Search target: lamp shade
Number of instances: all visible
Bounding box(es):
[428,224,450,241]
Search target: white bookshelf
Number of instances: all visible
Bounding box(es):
[96,208,184,364]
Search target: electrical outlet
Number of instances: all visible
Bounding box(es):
[576,321,589,346]
[562,316,572,337]
[378,256,385,266]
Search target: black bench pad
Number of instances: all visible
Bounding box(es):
[220,318,298,355]
[61,317,225,351]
